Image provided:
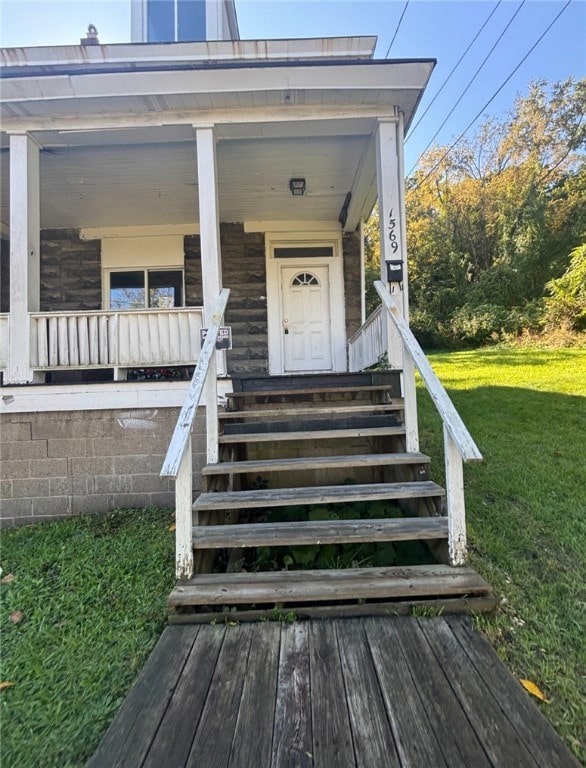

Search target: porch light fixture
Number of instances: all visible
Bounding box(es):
[289,178,306,196]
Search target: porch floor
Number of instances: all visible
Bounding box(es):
[88,616,577,768]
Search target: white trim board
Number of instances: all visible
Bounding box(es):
[81,224,199,240]
[0,379,233,414]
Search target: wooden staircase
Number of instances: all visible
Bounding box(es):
[168,373,494,621]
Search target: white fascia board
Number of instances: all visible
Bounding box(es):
[0,38,378,69]
[0,379,234,414]
[1,104,397,133]
[80,223,199,239]
[1,61,434,103]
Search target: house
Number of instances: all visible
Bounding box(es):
[0,0,490,613]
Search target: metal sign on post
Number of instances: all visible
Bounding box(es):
[200,326,232,350]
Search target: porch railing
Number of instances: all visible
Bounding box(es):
[29,308,204,370]
[160,289,230,579]
[348,304,387,372]
[373,280,483,565]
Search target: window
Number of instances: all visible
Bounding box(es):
[147,0,206,42]
[109,269,183,310]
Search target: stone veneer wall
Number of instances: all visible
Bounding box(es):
[0,409,205,527]
[40,229,101,312]
[343,230,363,340]
[185,223,269,376]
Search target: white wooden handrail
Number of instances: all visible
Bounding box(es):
[375,281,482,463]
[161,289,230,479]
[160,288,230,579]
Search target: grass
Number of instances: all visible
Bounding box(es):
[0,507,175,768]
[1,347,584,765]
[417,347,586,762]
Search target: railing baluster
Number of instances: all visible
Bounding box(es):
[444,425,467,566]
[175,434,194,579]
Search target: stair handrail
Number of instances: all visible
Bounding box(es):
[161,288,230,579]
[161,288,230,478]
[375,281,482,463]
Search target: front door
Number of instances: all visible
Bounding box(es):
[281,265,333,372]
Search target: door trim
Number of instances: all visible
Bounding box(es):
[266,232,347,375]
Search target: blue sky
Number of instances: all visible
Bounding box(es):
[1,0,584,172]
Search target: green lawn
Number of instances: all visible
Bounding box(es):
[0,508,175,767]
[418,347,586,762]
[1,347,584,766]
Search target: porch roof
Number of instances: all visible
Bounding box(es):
[0,38,435,232]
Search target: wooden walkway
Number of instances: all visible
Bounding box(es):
[89,617,578,768]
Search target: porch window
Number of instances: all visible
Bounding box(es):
[109,269,183,310]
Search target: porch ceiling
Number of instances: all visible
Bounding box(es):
[0,43,435,232]
[0,128,374,229]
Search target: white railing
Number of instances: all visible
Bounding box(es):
[374,280,483,566]
[348,304,387,372]
[29,308,204,370]
[160,289,230,579]
[0,314,8,371]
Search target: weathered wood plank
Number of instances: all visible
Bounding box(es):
[219,425,406,444]
[168,596,497,624]
[168,565,492,606]
[418,617,541,768]
[220,403,404,420]
[228,623,281,767]
[272,622,313,768]
[186,624,254,768]
[446,617,581,768]
[142,625,225,768]
[387,618,491,768]
[192,517,448,549]
[226,384,396,399]
[336,620,401,767]
[193,481,444,511]
[202,451,429,476]
[309,621,355,767]
[87,626,199,768]
[365,617,448,767]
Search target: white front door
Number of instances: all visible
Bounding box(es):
[281,265,333,372]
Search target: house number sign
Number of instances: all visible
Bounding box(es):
[387,208,399,255]
[200,326,233,350]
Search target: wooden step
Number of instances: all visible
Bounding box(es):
[219,425,406,444]
[220,403,404,420]
[193,481,444,511]
[226,385,396,400]
[231,372,400,393]
[223,414,400,436]
[202,451,430,476]
[192,517,448,549]
[168,564,492,606]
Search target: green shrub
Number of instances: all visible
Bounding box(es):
[543,244,586,331]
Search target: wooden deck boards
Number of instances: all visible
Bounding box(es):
[89,617,579,768]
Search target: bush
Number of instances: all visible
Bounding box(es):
[543,244,586,331]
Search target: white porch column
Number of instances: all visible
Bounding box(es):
[7,133,41,384]
[375,116,419,451]
[196,125,223,462]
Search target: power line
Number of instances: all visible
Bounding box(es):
[407,1,503,141]
[385,0,409,58]
[409,0,574,192]
[408,0,526,176]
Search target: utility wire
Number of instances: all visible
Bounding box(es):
[407,0,526,176]
[409,0,574,192]
[407,1,503,140]
[385,0,410,58]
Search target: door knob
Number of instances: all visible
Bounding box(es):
[283,319,289,335]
